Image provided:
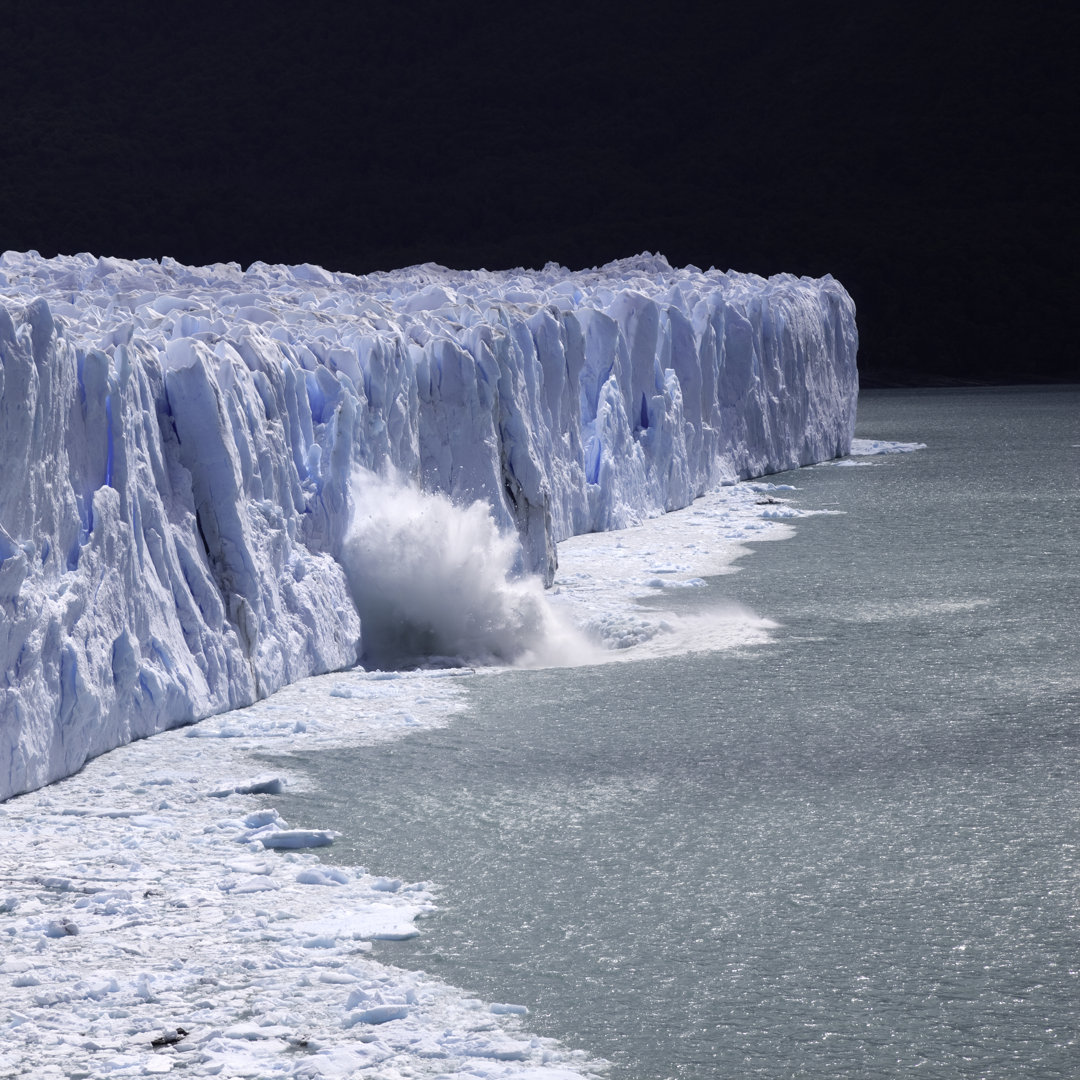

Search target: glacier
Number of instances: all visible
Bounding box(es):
[0,250,857,801]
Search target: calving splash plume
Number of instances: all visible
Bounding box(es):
[342,470,597,670]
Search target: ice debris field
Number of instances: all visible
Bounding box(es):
[0,249,872,1076]
[0,476,918,1080]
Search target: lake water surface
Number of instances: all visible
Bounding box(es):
[273,388,1080,1078]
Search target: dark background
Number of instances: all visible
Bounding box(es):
[1,2,1075,387]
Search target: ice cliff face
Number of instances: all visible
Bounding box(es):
[0,251,857,799]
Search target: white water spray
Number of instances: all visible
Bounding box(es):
[341,470,598,670]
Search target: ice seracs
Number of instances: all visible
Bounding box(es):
[0,250,858,800]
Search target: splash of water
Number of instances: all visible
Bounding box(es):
[341,471,598,670]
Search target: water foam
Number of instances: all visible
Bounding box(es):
[341,471,598,670]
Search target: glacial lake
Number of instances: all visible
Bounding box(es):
[272,387,1080,1079]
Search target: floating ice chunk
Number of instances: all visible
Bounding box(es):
[242,809,283,829]
[39,876,74,891]
[296,867,350,886]
[345,1003,409,1025]
[85,978,120,1000]
[291,907,417,946]
[441,1033,532,1061]
[207,776,286,798]
[370,876,403,892]
[258,829,338,850]
[43,918,79,937]
[218,875,281,894]
[366,925,421,940]
[185,726,248,740]
[490,1002,530,1015]
[222,1022,293,1040]
[849,437,927,455]
[318,970,359,984]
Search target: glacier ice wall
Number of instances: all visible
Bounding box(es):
[0,251,857,800]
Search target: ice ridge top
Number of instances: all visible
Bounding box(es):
[0,251,858,799]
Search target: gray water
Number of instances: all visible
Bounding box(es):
[272,388,1080,1078]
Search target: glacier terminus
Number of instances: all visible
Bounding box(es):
[0,251,857,801]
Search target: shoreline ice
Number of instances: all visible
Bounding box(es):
[0,480,815,1079]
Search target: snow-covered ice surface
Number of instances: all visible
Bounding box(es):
[0,667,602,1078]
[0,482,826,1079]
[0,250,858,801]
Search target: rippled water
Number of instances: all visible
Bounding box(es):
[273,387,1080,1078]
